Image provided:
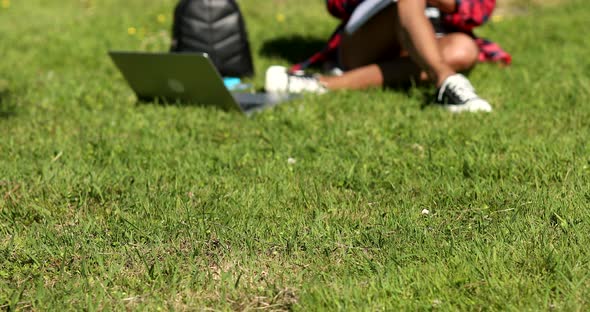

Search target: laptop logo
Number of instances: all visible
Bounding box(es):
[168,79,185,93]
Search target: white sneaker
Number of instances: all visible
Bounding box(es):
[265,66,327,94]
[436,74,492,113]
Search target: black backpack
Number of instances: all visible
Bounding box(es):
[170,0,255,78]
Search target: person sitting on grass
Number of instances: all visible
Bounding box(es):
[264,0,511,113]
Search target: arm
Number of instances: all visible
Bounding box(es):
[426,0,457,13]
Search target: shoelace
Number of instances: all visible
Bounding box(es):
[447,84,476,103]
[288,74,323,91]
[439,76,476,104]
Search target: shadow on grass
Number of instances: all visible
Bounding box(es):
[259,35,327,64]
[0,90,16,119]
[134,97,242,113]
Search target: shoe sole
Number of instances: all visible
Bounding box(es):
[443,102,493,113]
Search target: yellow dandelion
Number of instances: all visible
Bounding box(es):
[1,0,10,9]
[157,14,167,24]
[127,27,137,35]
[492,15,504,23]
[276,13,285,23]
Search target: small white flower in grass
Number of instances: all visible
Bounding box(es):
[421,209,430,215]
[287,157,296,165]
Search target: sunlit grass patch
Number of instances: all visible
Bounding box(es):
[1,0,590,310]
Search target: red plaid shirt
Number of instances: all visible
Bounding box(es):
[291,0,511,72]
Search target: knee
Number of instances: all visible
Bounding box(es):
[443,34,479,72]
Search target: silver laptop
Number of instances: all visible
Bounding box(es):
[108,51,293,114]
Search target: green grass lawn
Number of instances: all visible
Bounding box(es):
[1,0,590,310]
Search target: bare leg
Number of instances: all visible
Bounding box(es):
[321,33,478,90]
[337,0,457,88]
[396,0,455,85]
